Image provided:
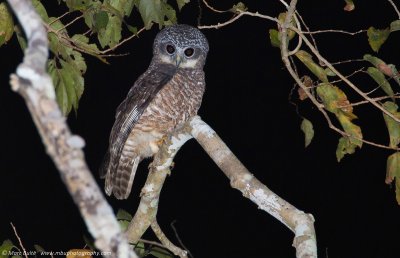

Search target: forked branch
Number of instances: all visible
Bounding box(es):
[127,116,317,258]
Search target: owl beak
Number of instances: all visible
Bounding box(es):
[175,55,182,67]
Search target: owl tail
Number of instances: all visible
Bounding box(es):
[108,154,140,199]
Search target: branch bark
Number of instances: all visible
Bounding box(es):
[7,1,136,257]
[127,116,317,257]
[189,116,317,258]
[126,131,192,258]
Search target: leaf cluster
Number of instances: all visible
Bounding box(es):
[1,0,189,115]
[268,6,400,203]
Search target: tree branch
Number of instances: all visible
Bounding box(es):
[7,0,136,257]
[188,116,317,258]
[126,116,317,256]
[126,131,192,256]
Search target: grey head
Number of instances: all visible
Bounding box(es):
[152,24,209,69]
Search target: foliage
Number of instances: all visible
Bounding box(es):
[265,0,400,201]
[0,3,14,48]
[1,0,188,115]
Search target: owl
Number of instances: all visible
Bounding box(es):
[100,24,209,199]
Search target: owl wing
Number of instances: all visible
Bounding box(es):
[100,63,176,179]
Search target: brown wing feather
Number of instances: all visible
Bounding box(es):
[100,63,176,184]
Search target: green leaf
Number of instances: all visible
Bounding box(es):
[386,152,400,204]
[382,102,400,148]
[48,59,85,115]
[388,64,400,86]
[32,0,49,22]
[367,67,394,98]
[363,54,386,69]
[83,1,102,30]
[116,209,133,221]
[71,34,100,54]
[137,0,176,29]
[390,20,400,32]
[269,29,280,48]
[364,54,400,86]
[161,3,177,26]
[98,15,122,48]
[134,242,146,257]
[317,83,363,149]
[106,0,135,16]
[325,68,336,77]
[231,2,247,13]
[94,11,109,30]
[176,0,189,11]
[0,240,15,258]
[295,50,328,83]
[367,27,390,52]
[336,137,357,162]
[0,2,14,47]
[127,25,138,34]
[343,0,355,11]
[300,118,314,148]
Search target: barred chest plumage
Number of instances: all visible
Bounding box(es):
[135,68,205,134]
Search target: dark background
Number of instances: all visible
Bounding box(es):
[1,0,400,257]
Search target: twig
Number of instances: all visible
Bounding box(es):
[151,221,188,258]
[290,25,400,123]
[388,0,400,19]
[202,0,228,13]
[6,1,137,257]
[288,13,303,56]
[281,0,400,151]
[198,11,279,29]
[294,10,320,56]
[338,95,400,108]
[278,0,289,8]
[48,11,72,25]
[199,0,400,150]
[302,29,366,35]
[329,58,365,66]
[138,239,168,250]
[329,67,366,84]
[170,220,193,258]
[10,223,28,258]
[56,14,83,33]
[100,27,146,54]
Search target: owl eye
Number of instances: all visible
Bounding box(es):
[184,48,194,57]
[166,44,175,54]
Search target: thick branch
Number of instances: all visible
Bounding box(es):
[126,131,192,257]
[189,116,317,258]
[126,115,316,256]
[7,0,136,257]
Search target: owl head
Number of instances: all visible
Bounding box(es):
[152,24,209,69]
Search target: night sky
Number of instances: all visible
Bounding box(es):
[1,0,400,257]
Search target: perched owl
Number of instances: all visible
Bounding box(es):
[100,24,209,199]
